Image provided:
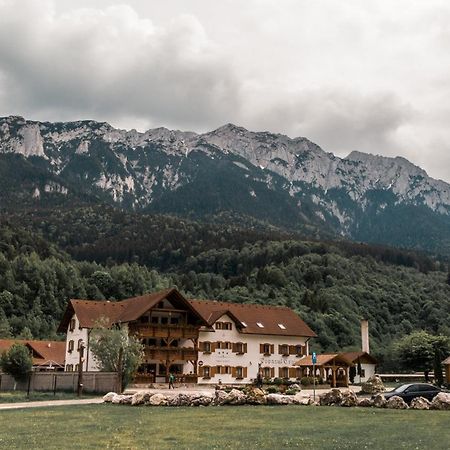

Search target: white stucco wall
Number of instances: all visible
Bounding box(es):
[190,314,309,384]
[355,363,376,383]
[64,314,99,372]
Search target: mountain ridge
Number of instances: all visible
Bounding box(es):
[1,115,450,255]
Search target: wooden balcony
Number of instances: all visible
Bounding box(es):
[144,347,198,361]
[130,324,199,339]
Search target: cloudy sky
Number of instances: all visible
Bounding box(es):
[1,0,450,182]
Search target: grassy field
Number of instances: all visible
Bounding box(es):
[0,404,449,449]
[0,391,97,403]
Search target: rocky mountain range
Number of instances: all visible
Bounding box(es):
[1,115,450,255]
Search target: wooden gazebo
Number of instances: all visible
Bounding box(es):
[295,353,353,387]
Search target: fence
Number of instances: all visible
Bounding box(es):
[0,371,118,394]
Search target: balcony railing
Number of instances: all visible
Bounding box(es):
[130,324,199,339]
[144,347,198,361]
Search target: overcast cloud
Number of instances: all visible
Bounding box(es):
[1,0,449,182]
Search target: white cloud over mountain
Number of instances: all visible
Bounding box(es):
[0,0,449,182]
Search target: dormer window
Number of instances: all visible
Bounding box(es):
[278,323,286,330]
[241,321,247,327]
[256,322,264,328]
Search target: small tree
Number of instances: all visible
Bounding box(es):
[433,345,444,387]
[0,343,33,389]
[90,318,144,390]
[394,331,450,372]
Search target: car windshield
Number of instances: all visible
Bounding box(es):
[392,384,410,393]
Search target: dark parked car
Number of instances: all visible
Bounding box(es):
[383,383,446,404]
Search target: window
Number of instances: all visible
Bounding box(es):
[234,342,246,354]
[241,321,247,327]
[77,339,84,351]
[279,367,289,378]
[68,340,74,353]
[278,323,286,330]
[203,342,211,353]
[295,345,305,356]
[161,317,168,325]
[224,366,231,374]
[74,364,79,372]
[262,367,273,378]
[215,322,232,330]
[203,366,211,378]
[151,316,159,324]
[279,344,289,356]
[65,364,73,372]
[69,319,76,332]
[261,343,272,355]
[170,317,179,325]
[236,366,243,379]
[256,322,264,328]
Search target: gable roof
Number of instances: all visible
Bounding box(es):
[0,339,65,367]
[189,299,316,338]
[443,356,450,365]
[341,351,378,365]
[58,288,209,332]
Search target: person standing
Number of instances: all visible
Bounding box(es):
[169,372,175,389]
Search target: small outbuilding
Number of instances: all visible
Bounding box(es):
[340,351,378,383]
[443,356,450,385]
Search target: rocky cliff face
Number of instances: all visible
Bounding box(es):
[1,115,449,254]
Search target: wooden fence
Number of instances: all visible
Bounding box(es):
[0,371,118,394]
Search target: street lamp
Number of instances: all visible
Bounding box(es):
[77,340,86,397]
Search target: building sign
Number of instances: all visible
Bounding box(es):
[260,357,296,366]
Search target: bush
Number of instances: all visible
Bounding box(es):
[266,386,279,394]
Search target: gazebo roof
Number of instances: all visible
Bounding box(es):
[295,353,353,367]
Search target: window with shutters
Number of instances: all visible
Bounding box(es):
[236,366,244,379]
[279,367,289,378]
[295,345,305,356]
[262,367,272,378]
[261,343,272,355]
[68,340,74,353]
[235,342,246,354]
[203,366,211,378]
[279,344,289,356]
[69,319,76,332]
[215,321,232,330]
[203,342,211,353]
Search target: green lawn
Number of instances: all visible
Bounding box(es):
[0,391,97,403]
[0,405,449,449]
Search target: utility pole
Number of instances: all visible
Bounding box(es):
[77,341,85,397]
[117,346,124,394]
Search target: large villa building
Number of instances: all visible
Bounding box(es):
[58,288,317,384]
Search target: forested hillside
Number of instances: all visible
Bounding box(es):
[1,207,449,369]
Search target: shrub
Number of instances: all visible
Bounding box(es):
[266,386,279,394]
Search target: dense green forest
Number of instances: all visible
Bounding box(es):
[1,206,449,370]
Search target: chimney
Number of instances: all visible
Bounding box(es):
[361,319,369,354]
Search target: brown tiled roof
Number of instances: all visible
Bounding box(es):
[341,351,378,365]
[295,353,353,367]
[0,339,65,367]
[58,288,209,332]
[27,340,66,367]
[189,299,316,338]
